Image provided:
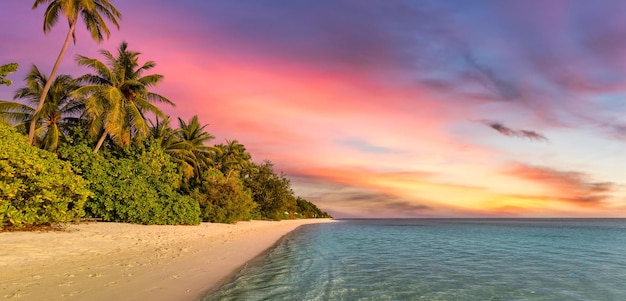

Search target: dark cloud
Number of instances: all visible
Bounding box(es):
[464,52,522,101]
[481,120,548,142]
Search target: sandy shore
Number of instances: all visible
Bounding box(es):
[0,219,335,301]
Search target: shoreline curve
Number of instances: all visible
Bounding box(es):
[0,219,335,301]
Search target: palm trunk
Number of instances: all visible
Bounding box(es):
[93,131,108,153]
[28,22,76,145]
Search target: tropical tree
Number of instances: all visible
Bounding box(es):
[0,63,18,86]
[0,65,82,151]
[175,115,215,181]
[213,139,252,181]
[149,116,195,181]
[74,41,173,152]
[244,160,298,220]
[29,0,121,146]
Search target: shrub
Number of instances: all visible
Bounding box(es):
[59,140,201,225]
[0,123,90,230]
[296,197,332,218]
[244,161,297,220]
[195,168,257,224]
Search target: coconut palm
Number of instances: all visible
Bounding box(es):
[74,41,173,153]
[29,0,121,146]
[213,139,252,181]
[0,63,18,87]
[148,116,196,181]
[175,115,215,179]
[0,65,82,151]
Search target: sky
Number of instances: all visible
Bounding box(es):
[2,0,626,218]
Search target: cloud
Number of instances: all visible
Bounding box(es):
[504,163,615,206]
[481,120,548,142]
[464,52,522,101]
[337,139,397,154]
[289,172,435,218]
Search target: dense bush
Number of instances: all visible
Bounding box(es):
[59,140,201,225]
[195,168,257,224]
[244,161,298,220]
[0,123,90,229]
[296,197,331,218]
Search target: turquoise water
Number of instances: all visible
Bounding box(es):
[204,219,626,300]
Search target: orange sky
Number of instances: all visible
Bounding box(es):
[2,1,626,217]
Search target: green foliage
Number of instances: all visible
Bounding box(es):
[33,0,121,43]
[244,161,298,220]
[149,115,222,195]
[0,122,90,230]
[0,65,83,151]
[74,41,173,152]
[213,139,251,181]
[194,168,257,224]
[296,197,331,218]
[59,140,201,225]
[0,63,18,87]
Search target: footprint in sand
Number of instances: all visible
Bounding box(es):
[4,291,28,299]
[61,291,81,297]
[104,281,117,287]
[65,273,75,278]
[88,273,103,278]
[58,281,73,287]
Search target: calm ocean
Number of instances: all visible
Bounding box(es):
[204,219,626,301]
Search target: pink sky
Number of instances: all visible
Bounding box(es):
[2,1,626,218]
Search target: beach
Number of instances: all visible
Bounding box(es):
[0,219,334,301]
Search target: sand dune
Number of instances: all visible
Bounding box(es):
[0,219,334,301]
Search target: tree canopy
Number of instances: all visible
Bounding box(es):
[1,5,330,229]
[0,63,18,87]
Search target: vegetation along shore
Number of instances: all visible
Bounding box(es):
[0,0,330,231]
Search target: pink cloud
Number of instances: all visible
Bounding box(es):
[503,163,616,207]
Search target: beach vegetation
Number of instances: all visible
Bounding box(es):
[74,41,173,153]
[29,0,121,146]
[194,168,257,224]
[58,139,201,225]
[296,197,331,218]
[0,122,90,230]
[0,63,18,86]
[171,115,216,190]
[0,5,331,229]
[0,65,82,151]
[212,139,252,182]
[245,161,298,220]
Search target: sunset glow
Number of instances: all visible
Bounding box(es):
[2,0,626,217]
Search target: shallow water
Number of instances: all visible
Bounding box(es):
[204,219,626,300]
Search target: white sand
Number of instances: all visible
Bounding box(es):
[0,219,335,301]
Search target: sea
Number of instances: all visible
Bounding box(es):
[203,219,626,301]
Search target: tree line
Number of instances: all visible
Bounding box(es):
[0,0,330,230]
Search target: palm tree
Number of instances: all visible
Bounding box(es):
[176,115,215,179]
[0,65,82,151]
[213,139,252,181]
[149,116,196,180]
[74,41,173,153]
[0,63,18,86]
[29,0,121,146]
